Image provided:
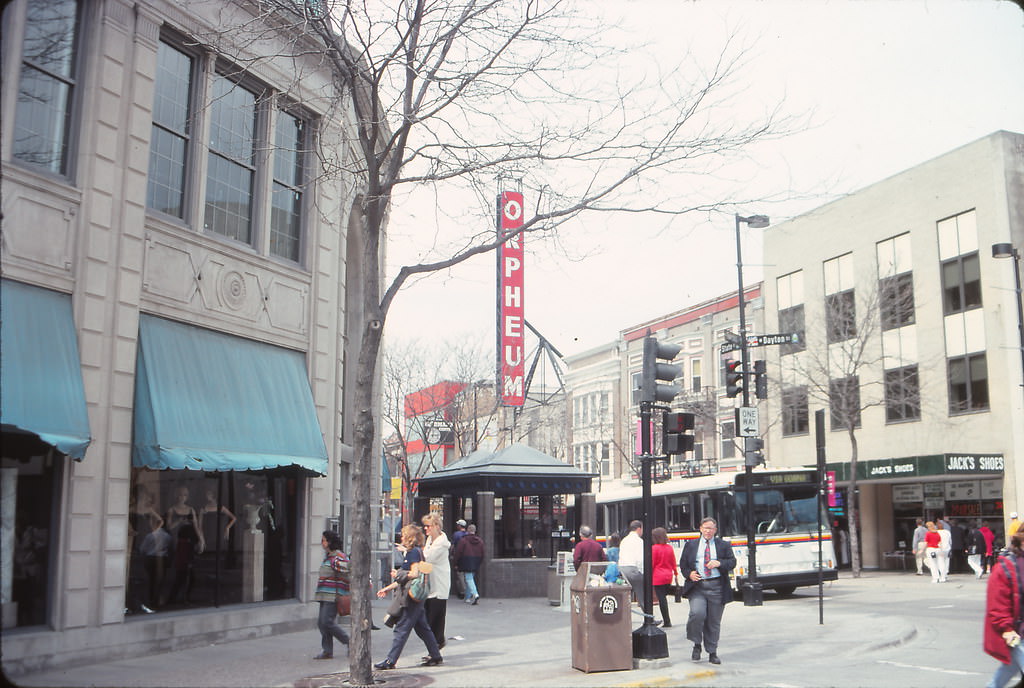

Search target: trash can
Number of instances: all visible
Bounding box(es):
[569,561,633,673]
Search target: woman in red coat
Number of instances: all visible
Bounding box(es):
[984,523,1024,688]
[650,527,677,628]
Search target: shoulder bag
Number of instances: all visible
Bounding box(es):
[407,562,433,602]
[336,593,351,616]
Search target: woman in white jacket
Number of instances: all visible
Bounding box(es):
[421,513,452,650]
[936,521,952,583]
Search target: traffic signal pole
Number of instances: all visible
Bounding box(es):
[735,213,767,607]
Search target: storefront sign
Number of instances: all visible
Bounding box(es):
[497,191,525,406]
[945,480,981,500]
[892,484,923,503]
[827,453,1005,482]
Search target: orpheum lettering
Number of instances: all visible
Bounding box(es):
[497,191,525,406]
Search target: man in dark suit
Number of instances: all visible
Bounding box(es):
[678,517,736,665]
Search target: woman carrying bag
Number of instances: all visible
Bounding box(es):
[374,524,443,670]
[313,530,350,660]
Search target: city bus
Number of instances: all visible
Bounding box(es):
[596,467,838,596]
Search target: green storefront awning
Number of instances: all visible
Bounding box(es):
[1,279,92,459]
[133,314,328,475]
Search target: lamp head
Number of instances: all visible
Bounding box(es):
[738,214,770,229]
[992,243,1018,259]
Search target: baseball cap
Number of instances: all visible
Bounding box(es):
[456,519,467,527]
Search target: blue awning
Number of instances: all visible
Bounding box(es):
[133,314,329,475]
[0,280,92,459]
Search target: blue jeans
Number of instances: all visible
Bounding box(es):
[464,571,479,599]
[988,644,1024,688]
[317,601,349,655]
[385,599,440,664]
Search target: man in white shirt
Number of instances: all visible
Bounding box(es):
[617,520,644,602]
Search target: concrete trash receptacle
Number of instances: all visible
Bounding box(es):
[569,561,632,673]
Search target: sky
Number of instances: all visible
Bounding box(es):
[382,0,1024,366]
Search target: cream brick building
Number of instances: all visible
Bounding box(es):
[762,131,1024,569]
[1,0,372,673]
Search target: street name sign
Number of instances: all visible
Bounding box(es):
[720,332,800,354]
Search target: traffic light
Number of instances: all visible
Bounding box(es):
[725,359,744,398]
[663,411,695,455]
[639,336,682,404]
[754,360,767,400]
[744,437,765,467]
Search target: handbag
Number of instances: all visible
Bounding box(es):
[336,594,351,616]
[673,577,682,603]
[407,562,433,602]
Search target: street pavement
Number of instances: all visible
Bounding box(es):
[7,569,995,688]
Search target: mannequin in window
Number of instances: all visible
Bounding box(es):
[199,488,236,551]
[165,486,205,554]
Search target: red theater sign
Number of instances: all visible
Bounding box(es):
[498,191,525,406]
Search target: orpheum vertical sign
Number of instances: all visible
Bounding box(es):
[497,191,525,406]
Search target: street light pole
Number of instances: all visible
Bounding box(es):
[735,212,769,607]
[993,243,1024,403]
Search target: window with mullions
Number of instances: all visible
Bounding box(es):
[204,75,257,243]
[948,353,989,414]
[721,421,735,459]
[880,273,916,330]
[271,112,305,261]
[829,376,861,430]
[781,385,809,436]
[941,252,982,314]
[778,304,806,355]
[12,0,80,175]
[147,41,194,218]
[826,290,857,343]
[884,365,920,422]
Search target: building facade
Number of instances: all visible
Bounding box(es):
[563,287,766,497]
[1,0,370,673]
[762,131,1024,568]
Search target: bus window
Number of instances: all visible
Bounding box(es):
[667,494,692,532]
[712,491,741,537]
[736,486,823,534]
[698,494,714,524]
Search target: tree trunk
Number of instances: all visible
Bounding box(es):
[348,321,383,686]
[847,427,861,578]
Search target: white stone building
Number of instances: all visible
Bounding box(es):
[762,130,1024,568]
[1,0,371,672]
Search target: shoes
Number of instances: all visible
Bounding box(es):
[371,625,380,630]
[313,652,333,660]
[471,595,479,605]
[661,623,672,628]
[691,644,701,661]
[421,656,443,666]
[374,659,396,670]
[709,653,721,665]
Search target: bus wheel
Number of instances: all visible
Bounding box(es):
[773,585,796,597]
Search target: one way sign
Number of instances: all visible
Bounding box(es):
[736,407,759,437]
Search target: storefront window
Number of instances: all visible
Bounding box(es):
[126,468,300,614]
[1,450,61,628]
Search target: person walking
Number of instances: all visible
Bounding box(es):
[453,524,484,605]
[983,524,1024,687]
[981,521,997,574]
[923,521,942,583]
[679,517,736,665]
[937,521,952,582]
[450,519,468,599]
[969,521,987,579]
[374,525,442,670]
[420,513,451,651]
[618,520,644,601]
[572,525,606,573]
[911,518,928,576]
[948,518,966,574]
[313,530,350,660]
[650,527,675,628]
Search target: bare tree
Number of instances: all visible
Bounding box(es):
[195,2,795,681]
[782,275,930,577]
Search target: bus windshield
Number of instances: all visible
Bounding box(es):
[729,486,824,536]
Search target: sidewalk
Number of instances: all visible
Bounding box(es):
[8,571,974,688]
